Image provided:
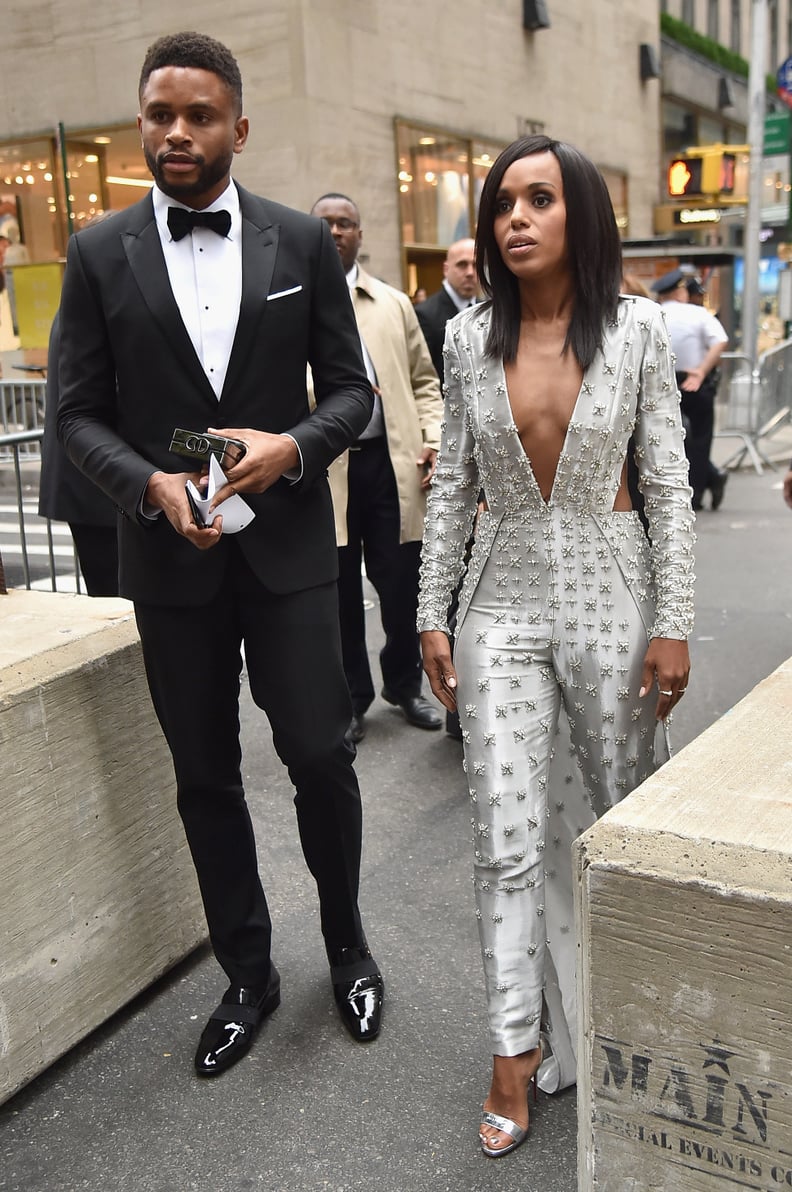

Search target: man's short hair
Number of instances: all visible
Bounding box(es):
[139,32,243,114]
[311,193,361,221]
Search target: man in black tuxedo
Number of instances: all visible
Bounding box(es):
[57,31,383,1077]
[415,238,477,378]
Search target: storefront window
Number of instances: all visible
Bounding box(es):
[395,120,503,294]
[600,168,629,232]
[0,139,61,264]
[0,124,148,265]
[0,124,148,356]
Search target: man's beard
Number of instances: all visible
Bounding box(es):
[144,145,234,204]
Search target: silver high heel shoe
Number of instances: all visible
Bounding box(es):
[478,1045,543,1159]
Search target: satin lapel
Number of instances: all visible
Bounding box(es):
[221,198,279,402]
[121,213,217,407]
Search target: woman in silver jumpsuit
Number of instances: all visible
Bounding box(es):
[418,137,695,1158]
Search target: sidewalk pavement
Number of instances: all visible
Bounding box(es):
[1,454,791,1192]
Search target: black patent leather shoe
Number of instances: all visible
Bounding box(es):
[381,689,442,730]
[344,713,366,745]
[328,945,383,1042]
[194,966,281,1077]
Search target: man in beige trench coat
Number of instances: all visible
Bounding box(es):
[311,192,444,744]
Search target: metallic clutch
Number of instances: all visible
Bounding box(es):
[169,427,247,470]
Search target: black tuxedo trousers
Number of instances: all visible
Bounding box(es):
[338,439,423,713]
[135,546,363,986]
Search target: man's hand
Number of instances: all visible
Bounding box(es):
[205,427,299,509]
[418,446,437,490]
[420,629,457,711]
[784,467,792,509]
[145,470,223,550]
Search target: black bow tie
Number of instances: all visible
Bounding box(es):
[167,207,231,242]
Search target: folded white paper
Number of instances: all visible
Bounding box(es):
[186,454,255,534]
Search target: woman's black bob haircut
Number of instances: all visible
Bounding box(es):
[475,135,623,370]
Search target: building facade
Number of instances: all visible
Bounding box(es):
[1,0,660,341]
[2,0,790,351]
[651,0,792,343]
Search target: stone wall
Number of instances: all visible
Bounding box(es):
[0,591,206,1105]
[575,656,792,1189]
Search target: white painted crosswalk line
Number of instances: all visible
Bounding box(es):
[0,525,75,558]
[0,497,80,586]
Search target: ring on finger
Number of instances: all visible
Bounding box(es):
[659,689,674,697]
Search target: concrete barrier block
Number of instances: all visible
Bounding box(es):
[0,591,206,1105]
[575,657,792,1190]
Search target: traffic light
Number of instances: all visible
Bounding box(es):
[719,153,736,193]
[667,150,737,198]
[667,157,703,197]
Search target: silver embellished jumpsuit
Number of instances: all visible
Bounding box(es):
[417,296,695,1088]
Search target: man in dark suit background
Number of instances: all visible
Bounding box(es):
[415,238,477,378]
[39,210,120,595]
[38,312,119,595]
[415,238,478,741]
[57,31,383,1078]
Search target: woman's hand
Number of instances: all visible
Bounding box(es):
[640,638,691,721]
[420,630,458,712]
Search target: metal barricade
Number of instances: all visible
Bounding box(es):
[755,336,792,450]
[714,342,792,473]
[0,379,46,461]
[0,427,81,593]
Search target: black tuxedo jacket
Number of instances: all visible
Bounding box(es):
[57,185,372,606]
[415,286,461,380]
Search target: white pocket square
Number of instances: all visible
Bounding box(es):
[267,285,303,301]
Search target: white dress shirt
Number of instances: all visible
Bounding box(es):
[149,181,302,492]
[660,299,728,372]
[152,181,242,399]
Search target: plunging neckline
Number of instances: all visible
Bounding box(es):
[498,356,587,507]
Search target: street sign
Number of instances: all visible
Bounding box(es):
[764,111,791,155]
[778,55,792,109]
